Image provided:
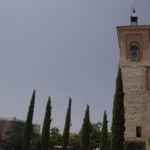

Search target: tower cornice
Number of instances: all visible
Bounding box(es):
[117,25,150,31]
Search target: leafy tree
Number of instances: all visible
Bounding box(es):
[111,68,125,150]
[41,97,52,150]
[23,90,36,150]
[63,97,72,150]
[80,105,91,150]
[90,122,101,149]
[100,111,109,150]
[70,133,80,150]
[49,127,63,147]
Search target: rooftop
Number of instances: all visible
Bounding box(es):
[117,25,150,31]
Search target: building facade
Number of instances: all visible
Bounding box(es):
[117,10,150,150]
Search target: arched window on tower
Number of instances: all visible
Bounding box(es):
[129,42,140,62]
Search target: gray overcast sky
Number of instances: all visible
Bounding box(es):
[0,0,149,132]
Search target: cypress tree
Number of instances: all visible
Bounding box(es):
[80,105,91,150]
[100,111,109,150]
[63,97,72,150]
[111,68,125,150]
[23,90,36,150]
[41,96,52,150]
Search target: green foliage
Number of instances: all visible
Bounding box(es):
[70,133,80,150]
[49,127,63,147]
[23,90,36,150]
[80,105,92,150]
[90,122,101,149]
[31,132,41,150]
[41,97,52,150]
[111,68,125,150]
[63,97,72,150]
[100,111,109,150]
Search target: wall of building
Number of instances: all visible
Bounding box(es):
[117,25,150,150]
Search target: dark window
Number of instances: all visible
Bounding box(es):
[136,126,142,138]
[129,42,140,62]
[146,67,150,90]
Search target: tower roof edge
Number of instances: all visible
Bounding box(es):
[117,25,150,31]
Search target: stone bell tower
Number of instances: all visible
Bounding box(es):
[117,9,150,150]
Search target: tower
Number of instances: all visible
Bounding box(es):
[117,9,150,150]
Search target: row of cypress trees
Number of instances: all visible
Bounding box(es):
[22,67,125,150]
[22,91,52,150]
[80,105,109,150]
[22,93,72,150]
[80,67,125,150]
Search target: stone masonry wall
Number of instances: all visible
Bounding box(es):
[118,25,150,150]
